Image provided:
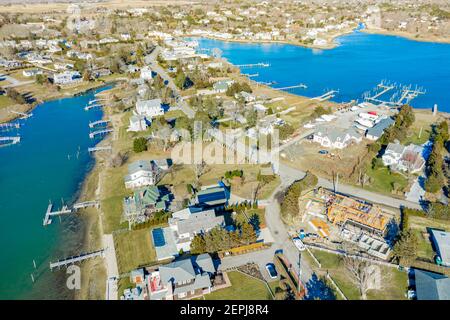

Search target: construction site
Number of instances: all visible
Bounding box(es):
[297,188,397,261]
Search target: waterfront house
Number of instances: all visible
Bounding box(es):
[365,117,395,140]
[124,159,170,189]
[382,142,425,173]
[135,98,165,118]
[313,126,362,149]
[430,229,450,267]
[213,79,234,93]
[144,254,215,300]
[123,186,171,224]
[128,114,148,132]
[152,207,226,260]
[52,71,82,85]
[239,91,256,103]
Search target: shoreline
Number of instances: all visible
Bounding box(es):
[0,79,123,124]
[188,28,357,51]
[361,28,450,45]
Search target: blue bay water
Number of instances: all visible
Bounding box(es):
[196,31,450,111]
[0,85,111,299]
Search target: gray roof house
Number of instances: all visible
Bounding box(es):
[152,207,225,261]
[431,229,450,267]
[157,254,214,299]
[313,125,363,149]
[415,269,450,300]
[365,117,395,141]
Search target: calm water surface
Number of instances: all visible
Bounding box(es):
[0,85,111,299]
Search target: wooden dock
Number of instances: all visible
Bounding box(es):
[273,83,307,91]
[88,145,112,153]
[89,119,111,128]
[0,123,20,131]
[312,90,338,101]
[235,62,270,68]
[10,110,32,119]
[84,104,103,111]
[89,129,113,139]
[0,136,20,147]
[43,201,100,226]
[50,249,105,271]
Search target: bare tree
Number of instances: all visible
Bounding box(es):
[342,255,379,300]
[193,160,207,186]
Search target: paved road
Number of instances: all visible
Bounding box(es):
[145,47,196,119]
[277,162,422,210]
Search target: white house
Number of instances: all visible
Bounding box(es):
[135,98,164,118]
[124,160,166,189]
[52,71,81,85]
[23,69,42,77]
[382,143,406,167]
[128,114,148,132]
[313,126,362,149]
[140,66,153,80]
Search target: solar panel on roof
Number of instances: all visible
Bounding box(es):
[198,191,226,204]
[152,228,166,247]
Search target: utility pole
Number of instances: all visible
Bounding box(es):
[297,251,302,295]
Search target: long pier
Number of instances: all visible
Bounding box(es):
[89,119,111,128]
[43,201,100,226]
[0,136,20,147]
[84,104,103,111]
[89,129,113,139]
[243,73,259,78]
[235,62,270,68]
[366,83,395,102]
[89,98,107,105]
[273,83,307,91]
[0,123,20,131]
[10,110,32,119]
[312,90,338,101]
[88,145,112,153]
[49,249,105,271]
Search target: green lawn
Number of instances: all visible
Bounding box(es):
[114,228,157,273]
[204,271,273,300]
[308,249,407,300]
[0,95,15,109]
[364,164,409,195]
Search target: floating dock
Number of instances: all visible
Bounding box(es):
[49,249,105,271]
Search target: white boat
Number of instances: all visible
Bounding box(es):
[293,237,306,251]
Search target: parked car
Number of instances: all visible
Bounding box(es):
[265,263,278,279]
[319,150,329,155]
[293,237,306,251]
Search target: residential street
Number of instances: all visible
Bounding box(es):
[145,46,196,119]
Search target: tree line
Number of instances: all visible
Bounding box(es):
[190,222,257,255]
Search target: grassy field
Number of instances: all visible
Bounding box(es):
[114,228,157,273]
[408,215,450,261]
[364,164,409,195]
[308,249,407,300]
[203,271,273,300]
[0,95,14,109]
